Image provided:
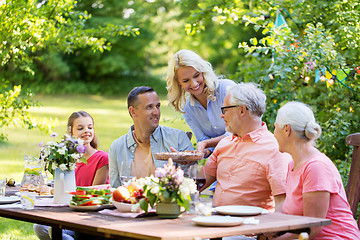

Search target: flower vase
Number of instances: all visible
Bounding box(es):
[53,168,76,204]
[156,202,181,219]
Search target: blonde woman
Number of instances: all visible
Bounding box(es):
[273,102,360,239]
[166,49,236,157]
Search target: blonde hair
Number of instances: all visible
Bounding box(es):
[166,49,219,113]
[276,101,322,142]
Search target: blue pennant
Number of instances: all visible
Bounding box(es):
[274,10,288,28]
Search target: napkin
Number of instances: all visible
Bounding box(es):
[99,209,157,218]
[34,198,68,207]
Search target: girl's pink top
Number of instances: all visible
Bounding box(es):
[282,153,360,239]
[75,150,109,187]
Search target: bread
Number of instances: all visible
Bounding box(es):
[20,184,53,196]
[39,185,52,196]
[27,184,37,192]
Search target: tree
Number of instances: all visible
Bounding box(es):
[0,0,138,141]
[184,0,360,182]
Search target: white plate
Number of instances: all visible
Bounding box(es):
[15,192,53,198]
[215,205,264,216]
[36,194,53,198]
[69,204,113,211]
[0,196,20,204]
[192,216,243,227]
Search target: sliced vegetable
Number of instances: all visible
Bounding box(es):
[69,186,113,206]
[68,190,87,195]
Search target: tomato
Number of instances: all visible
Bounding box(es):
[79,200,97,206]
[68,190,87,195]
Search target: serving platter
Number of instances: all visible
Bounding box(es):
[15,192,53,198]
[154,151,203,162]
[69,204,113,211]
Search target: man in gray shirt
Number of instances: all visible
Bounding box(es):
[109,86,194,188]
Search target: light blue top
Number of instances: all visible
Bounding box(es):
[109,125,194,188]
[183,79,236,143]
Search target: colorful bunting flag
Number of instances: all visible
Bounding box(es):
[274,10,288,28]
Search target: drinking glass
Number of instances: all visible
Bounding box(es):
[188,164,206,192]
[0,179,6,197]
[189,191,199,213]
[195,199,212,216]
[119,161,136,185]
[20,192,36,210]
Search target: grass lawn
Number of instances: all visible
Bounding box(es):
[0,94,192,240]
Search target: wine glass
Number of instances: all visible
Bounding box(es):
[188,164,206,192]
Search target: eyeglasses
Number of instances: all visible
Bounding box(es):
[221,105,239,114]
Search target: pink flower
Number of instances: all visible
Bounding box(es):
[174,168,184,185]
[155,168,167,178]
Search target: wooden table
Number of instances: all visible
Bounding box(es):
[0,205,331,240]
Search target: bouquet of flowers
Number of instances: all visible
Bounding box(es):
[40,133,86,175]
[135,159,197,213]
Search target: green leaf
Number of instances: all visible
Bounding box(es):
[139,198,149,213]
[162,190,170,200]
[147,192,157,207]
[251,37,258,46]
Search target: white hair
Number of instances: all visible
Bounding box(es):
[166,49,218,113]
[276,101,322,141]
[227,82,266,118]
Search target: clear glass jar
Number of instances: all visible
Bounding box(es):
[21,155,44,192]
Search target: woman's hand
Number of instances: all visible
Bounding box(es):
[168,147,194,165]
[196,141,207,154]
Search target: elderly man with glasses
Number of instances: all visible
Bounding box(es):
[200,82,292,212]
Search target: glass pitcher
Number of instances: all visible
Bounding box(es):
[21,155,44,191]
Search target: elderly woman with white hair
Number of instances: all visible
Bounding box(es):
[273,101,360,239]
[166,49,236,158]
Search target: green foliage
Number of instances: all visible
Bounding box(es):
[184,0,360,182]
[0,84,53,141]
[0,0,138,141]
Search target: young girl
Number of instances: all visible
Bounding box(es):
[68,111,109,186]
[34,111,109,240]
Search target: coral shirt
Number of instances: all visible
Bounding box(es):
[204,123,292,210]
[282,153,360,239]
[75,150,109,187]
